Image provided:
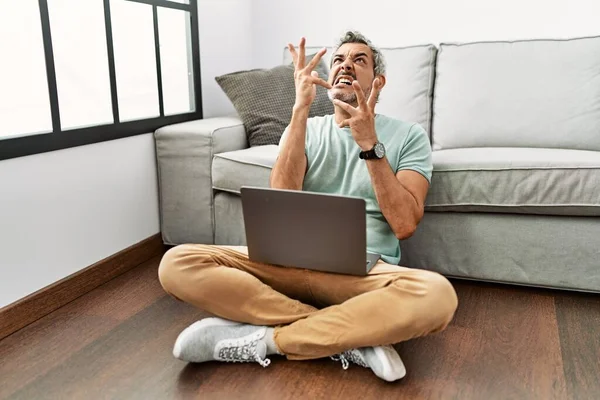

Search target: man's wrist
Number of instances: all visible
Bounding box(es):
[359,139,386,161]
[357,137,378,151]
[292,104,311,116]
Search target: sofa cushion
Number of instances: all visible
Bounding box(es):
[212,145,279,194]
[426,148,600,216]
[215,55,333,147]
[283,45,437,136]
[432,36,600,151]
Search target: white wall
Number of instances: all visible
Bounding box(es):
[199,0,253,117]
[0,134,159,308]
[251,0,600,69]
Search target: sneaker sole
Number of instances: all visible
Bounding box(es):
[173,317,241,360]
[371,345,407,382]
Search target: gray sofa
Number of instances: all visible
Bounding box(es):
[155,36,600,292]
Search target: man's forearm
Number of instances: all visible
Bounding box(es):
[365,158,423,239]
[270,106,309,190]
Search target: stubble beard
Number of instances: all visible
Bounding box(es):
[327,86,372,105]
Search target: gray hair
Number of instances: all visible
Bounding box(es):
[332,31,386,76]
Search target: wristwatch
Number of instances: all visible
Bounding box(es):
[359,141,386,160]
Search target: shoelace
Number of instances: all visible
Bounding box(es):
[217,337,271,368]
[331,349,368,370]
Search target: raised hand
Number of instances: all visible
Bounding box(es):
[332,78,383,151]
[288,38,332,109]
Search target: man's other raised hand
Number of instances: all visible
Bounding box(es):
[288,38,332,110]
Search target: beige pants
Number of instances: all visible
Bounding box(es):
[158,244,458,361]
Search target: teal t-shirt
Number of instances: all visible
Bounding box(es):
[279,114,432,265]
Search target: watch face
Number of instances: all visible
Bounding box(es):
[374,142,385,158]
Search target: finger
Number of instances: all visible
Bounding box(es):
[352,81,367,108]
[338,119,351,128]
[315,78,333,90]
[310,73,333,89]
[288,43,298,67]
[367,78,382,110]
[298,37,306,69]
[306,47,327,71]
[332,99,358,115]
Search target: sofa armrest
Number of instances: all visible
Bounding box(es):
[154,116,248,245]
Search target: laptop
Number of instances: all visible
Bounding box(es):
[240,186,381,276]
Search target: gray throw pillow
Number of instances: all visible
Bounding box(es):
[215,57,334,146]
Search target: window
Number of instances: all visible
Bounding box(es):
[111,0,161,121]
[48,0,114,129]
[158,7,195,116]
[0,0,201,161]
[0,1,53,140]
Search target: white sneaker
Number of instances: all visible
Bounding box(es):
[173,317,271,367]
[332,345,406,382]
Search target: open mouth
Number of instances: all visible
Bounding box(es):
[334,75,354,87]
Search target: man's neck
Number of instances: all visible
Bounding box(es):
[334,104,357,125]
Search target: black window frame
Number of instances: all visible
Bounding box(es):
[0,0,202,161]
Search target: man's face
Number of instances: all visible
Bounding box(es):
[328,43,376,105]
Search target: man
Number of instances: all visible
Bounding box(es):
[158,31,458,382]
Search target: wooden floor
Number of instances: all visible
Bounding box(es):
[1,255,599,400]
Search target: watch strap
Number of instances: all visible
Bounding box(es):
[359,141,384,159]
[359,148,378,159]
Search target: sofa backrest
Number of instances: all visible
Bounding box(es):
[283,45,437,136]
[432,36,600,151]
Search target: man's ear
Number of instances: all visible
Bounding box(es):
[373,75,386,104]
[376,75,387,89]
